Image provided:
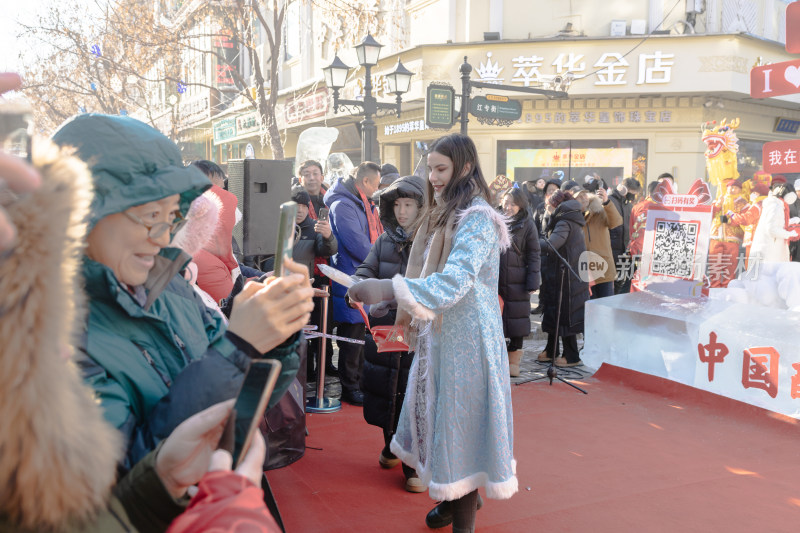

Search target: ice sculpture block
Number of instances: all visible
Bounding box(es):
[583,292,800,418]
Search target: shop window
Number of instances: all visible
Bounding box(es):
[496,139,648,190]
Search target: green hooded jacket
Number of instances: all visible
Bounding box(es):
[52,115,300,469]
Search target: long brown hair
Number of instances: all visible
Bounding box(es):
[425,134,491,231]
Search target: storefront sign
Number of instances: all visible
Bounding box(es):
[774,118,800,134]
[212,117,237,145]
[425,84,455,128]
[354,74,391,99]
[236,111,261,137]
[750,58,800,98]
[179,95,210,126]
[787,2,800,54]
[520,108,671,125]
[285,88,328,124]
[385,119,428,136]
[474,50,675,87]
[214,30,238,89]
[763,140,800,173]
[470,95,522,121]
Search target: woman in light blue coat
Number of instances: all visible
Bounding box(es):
[348,134,517,533]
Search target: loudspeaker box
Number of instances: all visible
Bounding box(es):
[227,158,293,256]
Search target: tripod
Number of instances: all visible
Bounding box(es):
[516,241,588,394]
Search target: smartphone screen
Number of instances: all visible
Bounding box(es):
[318,207,329,222]
[273,201,298,277]
[229,359,282,467]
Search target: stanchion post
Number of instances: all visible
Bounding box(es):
[306,284,341,413]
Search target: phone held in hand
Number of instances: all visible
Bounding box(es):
[0,96,33,163]
[226,359,282,468]
[273,201,298,277]
[318,207,329,222]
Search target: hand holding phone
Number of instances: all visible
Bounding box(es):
[318,207,329,222]
[228,257,314,352]
[224,359,282,468]
[273,201,298,278]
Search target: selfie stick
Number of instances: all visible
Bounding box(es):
[306,284,342,413]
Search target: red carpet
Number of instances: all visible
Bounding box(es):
[268,364,800,532]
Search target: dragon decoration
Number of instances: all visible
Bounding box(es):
[701,118,740,201]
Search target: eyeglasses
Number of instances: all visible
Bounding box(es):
[122,209,187,239]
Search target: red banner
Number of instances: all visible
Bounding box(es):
[787,2,800,54]
[750,58,800,98]
[762,139,800,173]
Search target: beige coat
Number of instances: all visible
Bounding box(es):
[580,194,624,285]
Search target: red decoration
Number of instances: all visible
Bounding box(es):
[697,331,729,382]
[750,58,800,99]
[742,347,780,399]
[762,140,800,174]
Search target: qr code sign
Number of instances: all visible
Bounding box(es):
[651,220,698,278]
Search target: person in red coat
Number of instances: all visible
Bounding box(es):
[190,161,242,305]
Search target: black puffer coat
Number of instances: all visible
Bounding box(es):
[539,199,590,336]
[291,214,337,276]
[355,175,424,433]
[498,211,541,339]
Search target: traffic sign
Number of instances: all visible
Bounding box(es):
[763,139,800,173]
[750,58,800,98]
[787,2,800,54]
[426,84,455,128]
[470,95,522,120]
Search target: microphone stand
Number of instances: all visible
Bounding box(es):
[516,238,588,394]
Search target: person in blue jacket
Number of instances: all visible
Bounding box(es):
[323,161,382,405]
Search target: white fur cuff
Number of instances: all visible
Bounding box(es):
[392,274,436,321]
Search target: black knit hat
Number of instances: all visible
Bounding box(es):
[291,185,311,205]
[380,163,401,186]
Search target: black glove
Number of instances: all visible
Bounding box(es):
[346,278,394,305]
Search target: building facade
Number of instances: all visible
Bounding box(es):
[159,0,799,191]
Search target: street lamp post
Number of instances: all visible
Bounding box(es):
[322,34,414,164]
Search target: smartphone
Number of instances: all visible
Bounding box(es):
[318,207,329,222]
[228,358,282,468]
[273,201,298,277]
[0,96,34,163]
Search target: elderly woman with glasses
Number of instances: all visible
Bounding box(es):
[52,114,314,470]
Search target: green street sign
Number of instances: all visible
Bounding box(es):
[426,84,455,128]
[470,95,522,121]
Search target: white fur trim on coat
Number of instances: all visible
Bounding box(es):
[455,201,512,251]
[393,273,436,321]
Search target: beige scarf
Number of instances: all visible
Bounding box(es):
[394,207,458,341]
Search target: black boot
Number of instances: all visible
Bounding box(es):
[425,494,483,529]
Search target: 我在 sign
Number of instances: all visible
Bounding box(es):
[763,139,800,173]
[750,58,800,98]
[425,84,455,128]
[470,95,522,120]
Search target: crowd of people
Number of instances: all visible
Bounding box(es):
[3,60,799,531]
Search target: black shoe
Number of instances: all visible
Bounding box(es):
[530,304,543,315]
[425,495,483,529]
[325,364,339,377]
[341,389,364,406]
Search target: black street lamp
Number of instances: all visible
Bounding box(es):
[322,34,414,163]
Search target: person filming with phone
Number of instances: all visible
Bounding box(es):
[50,114,314,470]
